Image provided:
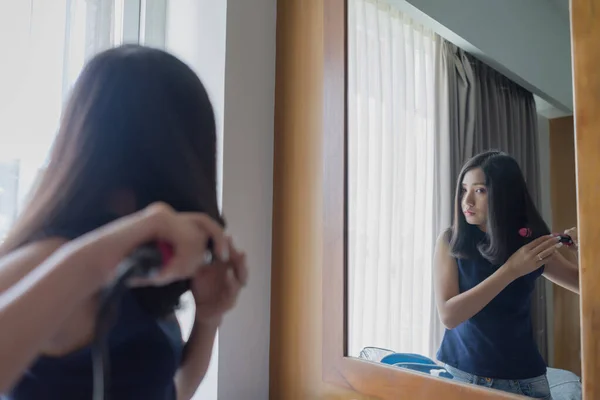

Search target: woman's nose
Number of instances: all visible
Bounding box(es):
[464,192,474,206]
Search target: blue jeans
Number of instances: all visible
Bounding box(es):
[445,365,552,399]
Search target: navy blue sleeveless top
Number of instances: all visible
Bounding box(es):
[437,244,546,380]
[4,218,185,400]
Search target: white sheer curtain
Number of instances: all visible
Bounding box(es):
[347,0,448,359]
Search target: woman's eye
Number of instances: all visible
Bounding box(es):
[476,188,486,194]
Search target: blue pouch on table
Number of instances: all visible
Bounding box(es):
[392,362,453,379]
[380,353,437,366]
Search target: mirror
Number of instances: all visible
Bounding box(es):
[345,0,582,398]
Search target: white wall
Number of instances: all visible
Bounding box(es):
[389,0,573,113]
[167,1,276,399]
[166,2,228,399]
[218,0,276,398]
[165,0,227,202]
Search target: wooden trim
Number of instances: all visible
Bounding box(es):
[571,1,600,398]
[321,0,522,398]
[548,116,581,376]
[322,0,347,387]
[269,0,328,396]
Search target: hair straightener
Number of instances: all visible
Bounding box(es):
[518,227,575,246]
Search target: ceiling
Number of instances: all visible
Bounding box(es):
[383,0,573,117]
[536,0,571,117]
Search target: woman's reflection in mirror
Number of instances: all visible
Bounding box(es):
[434,151,579,399]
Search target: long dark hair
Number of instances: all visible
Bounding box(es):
[449,150,549,265]
[0,45,223,317]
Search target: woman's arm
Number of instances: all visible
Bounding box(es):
[543,226,580,294]
[0,203,232,392]
[0,209,161,391]
[543,251,579,294]
[433,232,516,329]
[434,232,563,329]
[174,316,220,400]
[0,241,107,392]
[0,238,68,294]
[174,241,247,400]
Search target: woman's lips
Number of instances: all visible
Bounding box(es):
[464,210,475,216]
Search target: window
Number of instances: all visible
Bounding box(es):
[0,0,162,238]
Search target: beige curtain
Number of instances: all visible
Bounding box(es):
[441,41,548,361]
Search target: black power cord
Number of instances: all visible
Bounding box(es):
[92,245,164,400]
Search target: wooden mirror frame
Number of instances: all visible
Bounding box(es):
[321,0,599,398]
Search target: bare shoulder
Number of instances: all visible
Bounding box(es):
[435,229,452,250]
[0,237,69,293]
[434,229,457,272]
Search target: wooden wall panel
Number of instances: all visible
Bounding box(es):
[549,116,581,376]
[571,0,600,398]
[269,0,376,398]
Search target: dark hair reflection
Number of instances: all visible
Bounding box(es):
[449,150,549,264]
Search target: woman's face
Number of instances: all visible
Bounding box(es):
[461,167,488,229]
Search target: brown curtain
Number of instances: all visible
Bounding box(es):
[441,40,548,361]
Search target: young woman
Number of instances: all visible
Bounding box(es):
[0,45,247,399]
[434,150,579,399]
